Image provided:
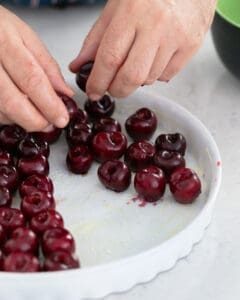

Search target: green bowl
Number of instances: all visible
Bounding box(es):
[211,0,240,79]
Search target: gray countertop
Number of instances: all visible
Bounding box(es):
[8,5,240,300]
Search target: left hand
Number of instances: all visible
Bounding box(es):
[70,0,216,100]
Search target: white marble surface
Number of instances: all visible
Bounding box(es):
[8,5,240,300]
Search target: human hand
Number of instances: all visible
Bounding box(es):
[70,0,216,100]
[0,6,73,131]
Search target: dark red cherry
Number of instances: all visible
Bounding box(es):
[134,166,166,202]
[169,168,201,204]
[0,208,26,235]
[32,125,62,144]
[18,135,49,158]
[0,250,3,270]
[93,117,121,134]
[0,187,12,207]
[84,95,115,120]
[3,252,40,272]
[0,224,6,246]
[42,227,75,256]
[3,227,38,255]
[0,125,26,153]
[124,141,155,172]
[92,131,127,163]
[76,61,94,92]
[44,250,80,271]
[0,165,18,192]
[125,108,157,141]
[21,191,55,219]
[0,149,14,166]
[155,133,187,156]
[98,160,131,192]
[70,108,89,124]
[30,209,64,236]
[66,123,92,147]
[20,174,54,198]
[60,94,79,120]
[153,150,185,178]
[18,154,49,179]
[66,145,93,174]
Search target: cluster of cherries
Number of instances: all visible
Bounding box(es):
[0,61,202,273]
[72,62,202,204]
[0,124,79,272]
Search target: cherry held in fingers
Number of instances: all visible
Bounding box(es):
[60,94,79,120]
[169,167,201,204]
[32,125,62,144]
[76,61,94,92]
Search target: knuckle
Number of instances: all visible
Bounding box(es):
[0,33,8,49]
[145,77,155,85]
[108,84,129,99]
[100,50,122,70]
[121,71,145,87]
[3,96,15,115]
[21,63,43,91]
[26,119,48,132]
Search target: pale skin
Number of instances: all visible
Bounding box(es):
[0,0,216,131]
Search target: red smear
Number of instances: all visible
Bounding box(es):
[152,202,157,206]
[131,196,139,202]
[126,201,130,205]
[138,199,147,207]
[217,161,221,167]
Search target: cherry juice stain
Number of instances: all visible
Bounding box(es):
[128,195,158,207]
[217,160,221,167]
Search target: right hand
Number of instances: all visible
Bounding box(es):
[0,6,73,131]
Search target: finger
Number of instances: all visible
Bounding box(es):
[2,41,69,128]
[144,45,176,85]
[108,30,159,98]
[0,66,49,131]
[18,21,74,97]
[86,17,136,100]
[158,49,193,82]
[69,0,118,73]
[0,112,13,125]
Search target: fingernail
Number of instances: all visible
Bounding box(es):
[88,94,102,101]
[42,124,53,133]
[56,116,69,128]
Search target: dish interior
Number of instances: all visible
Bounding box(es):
[12,93,216,268]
